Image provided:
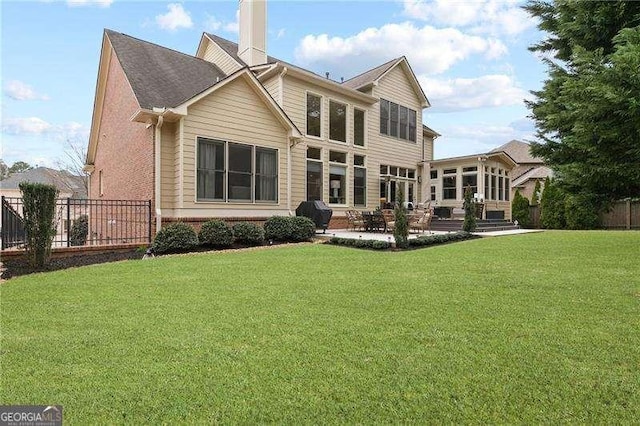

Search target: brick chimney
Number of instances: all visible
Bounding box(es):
[238,0,267,66]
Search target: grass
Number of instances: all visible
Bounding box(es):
[1,231,639,423]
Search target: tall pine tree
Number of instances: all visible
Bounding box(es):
[524,1,640,204]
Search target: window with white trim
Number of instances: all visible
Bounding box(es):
[197,137,278,202]
[380,98,417,142]
[354,108,365,147]
[306,147,322,201]
[329,100,347,143]
[306,93,322,137]
[329,150,347,204]
[353,154,366,206]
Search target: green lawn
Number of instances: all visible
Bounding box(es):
[1,231,639,423]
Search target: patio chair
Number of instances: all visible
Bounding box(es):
[346,210,365,231]
[410,211,432,234]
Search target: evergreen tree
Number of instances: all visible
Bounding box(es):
[525,1,640,203]
[540,177,566,229]
[393,187,409,249]
[531,180,542,205]
[462,186,476,232]
[512,190,531,228]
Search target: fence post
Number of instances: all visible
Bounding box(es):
[1,195,5,250]
[66,198,71,247]
[148,200,152,244]
[627,199,631,230]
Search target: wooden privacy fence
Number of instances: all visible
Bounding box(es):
[528,199,640,229]
[601,199,640,230]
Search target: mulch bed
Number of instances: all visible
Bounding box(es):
[1,250,144,280]
[0,241,315,280]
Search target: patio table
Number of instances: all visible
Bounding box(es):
[361,211,387,233]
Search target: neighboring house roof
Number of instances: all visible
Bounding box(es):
[512,166,553,187]
[341,58,399,89]
[490,140,543,165]
[106,29,227,109]
[1,167,87,198]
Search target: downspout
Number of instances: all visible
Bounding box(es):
[154,115,164,233]
[287,136,292,215]
[278,66,288,106]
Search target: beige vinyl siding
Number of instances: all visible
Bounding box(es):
[160,122,176,209]
[369,65,424,206]
[261,75,280,104]
[200,39,242,75]
[282,75,374,213]
[174,119,183,208]
[180,76,289,212]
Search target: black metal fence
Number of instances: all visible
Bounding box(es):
[1,196,152,250]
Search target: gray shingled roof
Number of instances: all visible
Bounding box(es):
[341,58,400,90]
[490,140,543,165]
[423,124,441,137]
[1,167,87,198]
[512,166,553,187]
[106,29,227,109]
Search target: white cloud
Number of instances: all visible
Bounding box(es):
[204,14,221,31]
[1,117,89,141]
[432,117,537,158]
[275,28,286,40]
[402,0,535,36]
[4,80,50,101]
[67,0,113,7]
[295,22,507,77]
[420,74,531,112]
[2,117,53,134]
[222,11,239,33]
[156,3,193,31]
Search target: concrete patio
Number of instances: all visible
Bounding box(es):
[317,228,542,242]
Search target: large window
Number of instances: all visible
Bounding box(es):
[430,185,436,201]
[380,99,389,135]
[329,100,347,142]
[379,98,417,142]
[505,178,510,201]
[443,175,457,200]
[498,176,504,201]
[197,138,225,200]
[306,147,322,201]
[484,172,490,200]
[197,138,277,202]
[354,155,366,206]
[306,93,322,137]
[329,150,347,204]
[255,148,278,202]
[462,173,478,196]
[354,108,365,146]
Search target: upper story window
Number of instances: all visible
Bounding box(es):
[329,100,347,143]
[306,93,322,138]
[380,98,417,142]
[354,108,365,147]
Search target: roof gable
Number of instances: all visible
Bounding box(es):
[490,140,543,165]
[376,57,429,107]
[2,167,87,198]
[106,29,226,109]
[341,58,399,90]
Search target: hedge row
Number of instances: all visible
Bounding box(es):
[407,231,473,247]
[152,216,316,254]
[328,237,391,250]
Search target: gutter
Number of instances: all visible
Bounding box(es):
[154,114,164,234]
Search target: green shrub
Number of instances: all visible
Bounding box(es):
[408,231,473,248]
[153,222,199,254]
[233,222,264,245]
[264,216,293,241]
[290,216,316,241]
[463,186,477,232]
[564,194,602,229]
[512,190,531,228]
[264,216,316,242]
[540,177,566,229]
[69,214,89,246]
[19,182,59,268]
[393,187,409,249]
[531,180,542,205]
[199,220,234,247]
[328,237,391,250]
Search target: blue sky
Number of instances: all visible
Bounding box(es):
[1,0,546,169]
